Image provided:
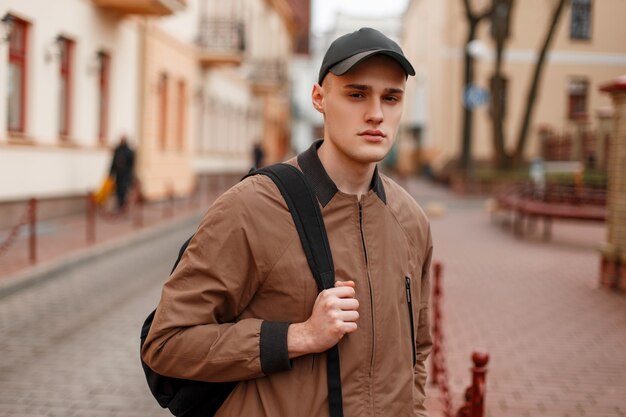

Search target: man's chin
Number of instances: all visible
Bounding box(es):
[355,149,390,164]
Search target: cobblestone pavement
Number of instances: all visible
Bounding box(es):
[1,177,625,417]
[405,180,626,417]
[0,224,196,417]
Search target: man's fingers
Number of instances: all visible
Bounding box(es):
[337,310,359,322]
[325,285,356,299]
[336,298,359,311]
[335,280,355,288]
[342,322,358,334]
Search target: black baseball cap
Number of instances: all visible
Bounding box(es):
[318,27,415,85]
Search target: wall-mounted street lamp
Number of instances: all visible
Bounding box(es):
[1,14,14,44]
[88,49,107,74]
[44,34,66,62]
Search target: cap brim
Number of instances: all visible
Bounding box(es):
[328,49,416,78]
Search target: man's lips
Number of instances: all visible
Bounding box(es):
[358,130,386,138]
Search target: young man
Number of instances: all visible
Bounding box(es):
[142,27,433,416]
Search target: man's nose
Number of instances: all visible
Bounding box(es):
[365,99,384,124]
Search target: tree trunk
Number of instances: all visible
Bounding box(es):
[490,0,514,169]
[513,0,568,166]
[491,74,512,168]
[459,0,493,172]
[460,22,477,172]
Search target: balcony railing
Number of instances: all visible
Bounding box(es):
[197,18,245,66]
[249,59,288,93]
[92,0,186,16]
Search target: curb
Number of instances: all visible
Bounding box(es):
[0,211,203,300]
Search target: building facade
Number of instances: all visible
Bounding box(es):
[0,0,143,205]
[191,0,297,179]
[401,0,626,176]
[0,0,300,225]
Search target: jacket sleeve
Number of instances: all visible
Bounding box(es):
[141,183,293,383]
[414,225,433,416]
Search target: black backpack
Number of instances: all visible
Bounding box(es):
[140,164,344,417]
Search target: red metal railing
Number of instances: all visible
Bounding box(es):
[0,198,37,264]
[431,261,490,417]
[87,183,144,244]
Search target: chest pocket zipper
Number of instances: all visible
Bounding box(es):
[405,277,417,367]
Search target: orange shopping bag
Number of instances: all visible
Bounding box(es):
[94,176,115,205]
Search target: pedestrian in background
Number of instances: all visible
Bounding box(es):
[142,27,433,416]
[109,135,135,210]
[252,140,265,168]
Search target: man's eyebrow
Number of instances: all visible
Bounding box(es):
[342,83,370,91]
[341,84,405,94]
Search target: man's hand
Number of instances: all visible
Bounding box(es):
[287,281,359,358]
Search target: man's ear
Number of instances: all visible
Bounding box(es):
[311,83,325,114]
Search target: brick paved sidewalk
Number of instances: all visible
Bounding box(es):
[405,178,626,417]
[2,174,624,417]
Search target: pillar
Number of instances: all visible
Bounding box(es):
[595,107,614,171]
[599,75,626,291]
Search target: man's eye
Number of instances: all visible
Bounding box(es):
[349,92,365,98]
[384,96,400,102]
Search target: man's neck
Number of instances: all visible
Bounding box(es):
[317,141,376,199]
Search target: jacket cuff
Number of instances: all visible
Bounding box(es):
[260,321,292,375]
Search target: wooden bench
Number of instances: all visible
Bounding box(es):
[494,184,607,240]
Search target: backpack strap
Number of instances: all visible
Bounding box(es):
[252,164,334,291]
[247,163,343,417]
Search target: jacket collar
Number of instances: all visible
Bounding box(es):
[297,140,387,207]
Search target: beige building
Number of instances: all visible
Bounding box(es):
[0,0,300,221]
[400,0,626,176]
[194,0,296,181]
[0,0,152,227]
[100,0,298,200]
[136,19,197,200]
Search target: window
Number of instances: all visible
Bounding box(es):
[58,36,74,138]
[568,78,588,120]
[7,16,29,133]
[98,51,110,144]
[158,73,169,150]
[176,79,186,151]
[570,0,592,40]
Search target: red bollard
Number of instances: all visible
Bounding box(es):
[28,198,37,264]
[133,185,144,228]
[431,262,443,385]
[86,193,96,244]
[456,351,490,417]
[163,186,174,219]
[470,352,489,417]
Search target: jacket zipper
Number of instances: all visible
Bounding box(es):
[358,202,376,378]
[405,277,417,367]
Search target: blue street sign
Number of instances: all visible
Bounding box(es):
[464,84,490,109]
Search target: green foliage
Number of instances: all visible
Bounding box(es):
[470,167,607,188]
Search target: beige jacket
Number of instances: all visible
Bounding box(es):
[142,141,433,417]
